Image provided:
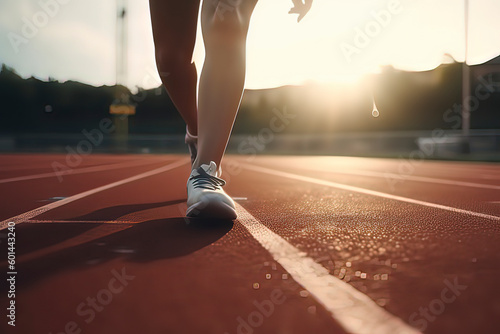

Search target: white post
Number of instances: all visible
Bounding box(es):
[462,0,470,137]
[116,0,127,87]
[113,0,130,149]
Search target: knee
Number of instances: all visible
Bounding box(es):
[203,1,252,45]
[154,46,193,74]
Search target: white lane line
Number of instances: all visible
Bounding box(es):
[2,223,135,266]
[25,220,129,224]
[380,171,500,190]
[480,174,500,180]
[244,165,500,221]
[235,203,420,334]
[270,164,500,191]
[0,158,138,172]
[0,158,169,184]
[0,159,189,230]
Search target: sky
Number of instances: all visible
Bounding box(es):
[1,0,500,90]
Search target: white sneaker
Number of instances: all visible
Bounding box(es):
[186,161,236,219]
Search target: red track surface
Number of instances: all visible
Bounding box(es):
[0,153,499,334]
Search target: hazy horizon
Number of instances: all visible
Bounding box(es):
[1,0,499,90]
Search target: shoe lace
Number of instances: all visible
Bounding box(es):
[190,167,226,190]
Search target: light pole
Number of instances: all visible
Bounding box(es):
[462,0,470,137]
[110,0,135,149]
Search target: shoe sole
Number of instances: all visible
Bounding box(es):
[186,198,237,220]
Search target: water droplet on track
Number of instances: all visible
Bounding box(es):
[47,196,67,202]
[308,306,317,314]
[112,248,136,254]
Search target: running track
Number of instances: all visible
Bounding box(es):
[0,153,499,334]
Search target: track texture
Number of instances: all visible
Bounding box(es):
[0,154,499,334]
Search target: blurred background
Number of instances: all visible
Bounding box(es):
[0,0,499,160]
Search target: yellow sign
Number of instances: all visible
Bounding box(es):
[110,104,136,115]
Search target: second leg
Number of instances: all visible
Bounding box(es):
[194,0,259,170]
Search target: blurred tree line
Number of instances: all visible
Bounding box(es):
[0,62,498,135]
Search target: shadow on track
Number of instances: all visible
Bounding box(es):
[0,200,234,290]
[63,200,184,222]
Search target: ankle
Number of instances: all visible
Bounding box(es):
[186,125,198,138]
[192,159,206,171]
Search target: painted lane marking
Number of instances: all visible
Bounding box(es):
[1,223,134,266]
[0,159,189,230]
[0,158,171,184]
[25,220,128,224]
[244,165,500,221]
[235,203,420,334]
[329,168,500,191]
[260,163,500,191]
